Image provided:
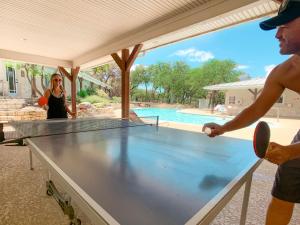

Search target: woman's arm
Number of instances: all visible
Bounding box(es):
[44,89,51,99]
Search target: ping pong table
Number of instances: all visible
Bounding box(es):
[11,118,261,225]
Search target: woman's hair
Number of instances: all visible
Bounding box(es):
[49,73,63,91]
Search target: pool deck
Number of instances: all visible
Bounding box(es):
[0,108,300,225]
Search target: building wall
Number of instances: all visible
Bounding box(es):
[225,89,300,118]
[0,60,73,98]
[0,62,7,96]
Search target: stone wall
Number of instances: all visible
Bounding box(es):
[0,107,46,122]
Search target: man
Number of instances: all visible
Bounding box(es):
[203,0,300,224]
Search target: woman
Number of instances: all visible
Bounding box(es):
[44,73,75,119]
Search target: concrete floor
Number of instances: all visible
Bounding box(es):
[1,143,299,225]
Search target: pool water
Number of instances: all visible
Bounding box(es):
[133,108,230,125]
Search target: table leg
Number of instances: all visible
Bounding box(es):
[29,149,33,170]
[240,173,253,225]
[46,180,81,225]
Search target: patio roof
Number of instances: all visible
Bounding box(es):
[204,77,266,90]
[0,0,279,69]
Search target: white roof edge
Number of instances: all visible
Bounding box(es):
[204,78,266,90]
[204,85,264,90]
[0,49,72,68]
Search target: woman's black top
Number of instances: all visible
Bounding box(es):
[47,90,68,119]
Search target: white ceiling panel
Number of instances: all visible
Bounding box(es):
[0,0,279,68]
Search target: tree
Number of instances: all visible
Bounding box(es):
[6,62,54,98]
[151,62,173,103]
[169,61,190,103]
[87,63,121,97]
[195,59,242,106]
[130,65,147,91]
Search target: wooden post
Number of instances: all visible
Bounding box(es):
[58,66,80,118]
[248,88,262,101]
[111,44,143,119]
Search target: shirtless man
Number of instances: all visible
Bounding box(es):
[203,1,300,224]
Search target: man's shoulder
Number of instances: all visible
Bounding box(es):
[280,55,300,69]
[270,56,298,76]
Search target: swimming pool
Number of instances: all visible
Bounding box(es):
[133,108,230,125]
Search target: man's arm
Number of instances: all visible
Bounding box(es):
[223,74,284,131]
[203,67,285,137]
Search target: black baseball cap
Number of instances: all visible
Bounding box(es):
[260,0,300,30]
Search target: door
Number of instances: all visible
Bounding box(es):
[6,67,17,96]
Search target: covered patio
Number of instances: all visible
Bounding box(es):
[2,1,297,225]
[0,0,280,118]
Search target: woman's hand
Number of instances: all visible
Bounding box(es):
[42,105,49,111]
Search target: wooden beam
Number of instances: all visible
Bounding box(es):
[111,45,142,119]
[58,67,72,81]
[58,66,80,119]
[248,89,255,95]
[121,49,130,119]
[126,44,143,72]
[257,89,262,95]
[111,53,124,71]
[70,67,80,118]
[211,90,217,113]
[248,88,262,101]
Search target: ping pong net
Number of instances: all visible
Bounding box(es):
[1,116,159,145]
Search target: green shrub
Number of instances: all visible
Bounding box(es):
[96,89,109,98]
[82,95,101,104]
[77,90,88,98]
[67,95,81,103]
[86,87,97,96]
[112,96,121,103]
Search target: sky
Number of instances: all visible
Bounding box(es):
[134,18,289,78]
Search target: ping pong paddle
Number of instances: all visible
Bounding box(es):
[253,121,270,158]
[38,96,48,107]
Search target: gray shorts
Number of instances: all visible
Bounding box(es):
[272,130,300,203]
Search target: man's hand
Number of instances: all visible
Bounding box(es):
[265,142,291,165]
[202,123,225,137]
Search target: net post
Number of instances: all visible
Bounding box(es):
[156,116,159,127]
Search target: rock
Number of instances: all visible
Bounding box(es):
[79,102,93,110]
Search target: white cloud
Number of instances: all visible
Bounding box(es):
[235,64,249,70]
[131,64,139,71]
[264,64,276,76]
[173,48,214,62]
[131,64,149,71]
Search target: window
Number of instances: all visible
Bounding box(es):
[229,96,235,104]
[276,96,283,104]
